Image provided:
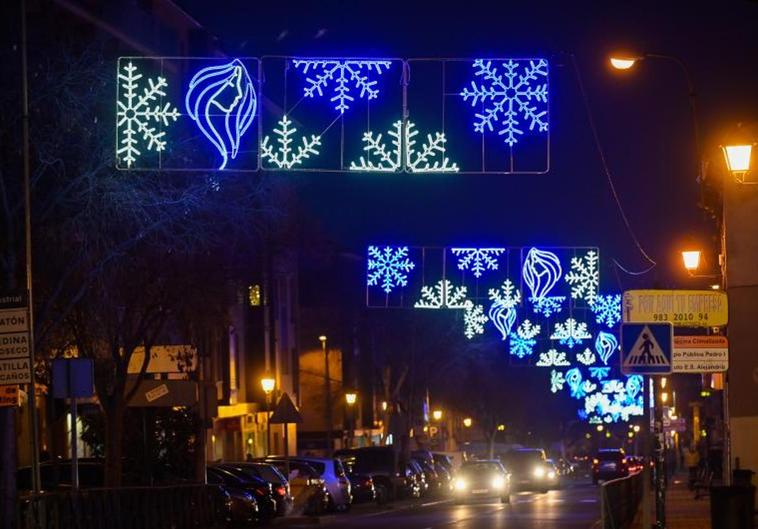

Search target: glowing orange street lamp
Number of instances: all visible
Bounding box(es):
[722,144,753,183]
[681,250,701,273]
[609,56,642,70]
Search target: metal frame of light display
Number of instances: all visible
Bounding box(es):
[115,56,550,173]
[365,245,643,425]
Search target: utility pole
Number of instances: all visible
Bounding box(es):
[319,336,333,456]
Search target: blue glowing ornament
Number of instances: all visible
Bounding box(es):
[523,248,565,316]
[589,367,611,380]
[488,280,521,340]
[460,59,548,146]
[565,368,584,399]
[591,294,622,328]
[185,59,257,170]
[625,375,644,400]
[367,246,415,294]
[594,331,618,365]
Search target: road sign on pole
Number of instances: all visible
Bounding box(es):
[621,323,673,375]
[0,307,32,384]
[623,289,728,327]
[673,335,728,373]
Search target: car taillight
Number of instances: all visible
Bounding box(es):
[255,486,268,496]
[363,479,372,487]
[275,486,286,496]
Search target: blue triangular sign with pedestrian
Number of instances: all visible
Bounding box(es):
[621,322,673,375]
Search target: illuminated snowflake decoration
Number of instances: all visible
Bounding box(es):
[292,59,392,114]
[594,331,619,365]
[536,349,570,367]
[585,393,611,416]
[460,59,548,146]
[531,296,564,317]
[564,250,599,305]
[576,348,596,366]
[602,379,625,396]
[349,120,459,173]
[451,248,506,278]
[509,320,541,358]
[367,246,415,294]
[260,115,321,169]
[550,318,592,349]
[591,294,622,327]
[488,279,522,340]
[550,370,565,393]
[463,303,488,339]
[116,61,180,168]
[414,279,469,309]
[565,368,585,398]
[589,367,610,380]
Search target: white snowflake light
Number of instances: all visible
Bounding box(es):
[463,303,488,339]
[591,294,622,327]
[550,318,592,349]
[261,115,322,169]
[511,320,542,357]
[292,59,392,114]
[349,120,459,173]
[460,59,548,146]
[367,246,415,294]
[589,367,611,380]
[116,61,180,168]
[564,250,599,305]
[415,280,469,309]
[550,370,565,393]
[576,348,597,366]
[451,248,506,278]
[536,349,570,367]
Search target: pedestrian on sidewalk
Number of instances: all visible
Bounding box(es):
[684,443,700,490]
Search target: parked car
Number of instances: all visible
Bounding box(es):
[452,459,511,504]
[347,472,376,504]
[433,453,454,475]
[592,449,630,484]
[284,457,351,511]
[335,447,415,501]
[18,459,105,491]
[207,466,278,520]
[261,459,330,515]
[220,462,293,516]
[408,459,428,496]
[206,468,260,526]
[500,448,553,493]
[412,455,444,494]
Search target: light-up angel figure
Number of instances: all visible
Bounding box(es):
[185,59,257,170]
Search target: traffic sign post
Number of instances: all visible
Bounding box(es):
[673,335,728,373]
[621,322,673,529]
[623,289,728,328]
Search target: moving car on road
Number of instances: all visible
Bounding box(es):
[592,449,630,484]
[452,460,511,504]
[500,448,555,493]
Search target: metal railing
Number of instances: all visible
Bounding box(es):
[16,484,225,529]
[600,471,644,529]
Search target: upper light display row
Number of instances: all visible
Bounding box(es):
[116,56,550,173]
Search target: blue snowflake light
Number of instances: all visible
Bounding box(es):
[451,248,506,278]
[589,367,611,380]
[292,59,392,114]
[591,294,622,327]
[185,59,257,170]
[550,318,592,349]
[460,59,548,146]
[509,320,540,358]
[488,280,522,340]
[367,246,415,294]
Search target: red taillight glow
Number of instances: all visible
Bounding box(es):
[275,486,286,496]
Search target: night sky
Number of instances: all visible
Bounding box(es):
[178,1,758,290]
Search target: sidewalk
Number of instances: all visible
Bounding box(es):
[633,473,711,529]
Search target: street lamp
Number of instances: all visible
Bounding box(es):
[609,56,642,70]
[681,250,701,273]
[432,409,443,421]
[345,391,357,448]
[463,417,473,428]
[722,144,753,183]
[596,424,604,432]
[261,374,276,455]
[345,391,357,406]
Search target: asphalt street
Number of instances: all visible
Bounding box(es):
[284,480,600,529]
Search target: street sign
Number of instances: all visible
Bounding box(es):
[663,417,686,432]
[673,336,728,373]
[0,385,19,407]
[52,358,94,398]
[0,306,32,384]
[126,378,198,407]
[623,290,728,327]
[269,392,303,424]
[621,322,673,375]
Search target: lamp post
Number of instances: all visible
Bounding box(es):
[722,143,754,184]
[261,374,275,455]
[319,335,333,456]
[345,391,357,449]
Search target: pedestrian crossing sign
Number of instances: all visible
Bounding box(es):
[621,322,673,375]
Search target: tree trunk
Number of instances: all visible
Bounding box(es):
[104,401,125,486]
[0,408,17,529]
[486,431,496,460]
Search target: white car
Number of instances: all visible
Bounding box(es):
[290,457,352,511]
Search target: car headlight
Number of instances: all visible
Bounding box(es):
[491,476,505,489]
[547,471,556,480]
[454,478,467,491]
[533,466,546,478]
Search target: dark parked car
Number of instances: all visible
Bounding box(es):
[208,466,277,520]
[220,462,293,516]
[18,459,105,491]
[261,458,331,515]
[500,448,555,493]
[347,472,376,503]
[206,469,260,526]
[335,447,416,500]
[592,449,630,484]
[452,460,511,504]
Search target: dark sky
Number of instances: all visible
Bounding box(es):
[178,0,758,290]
